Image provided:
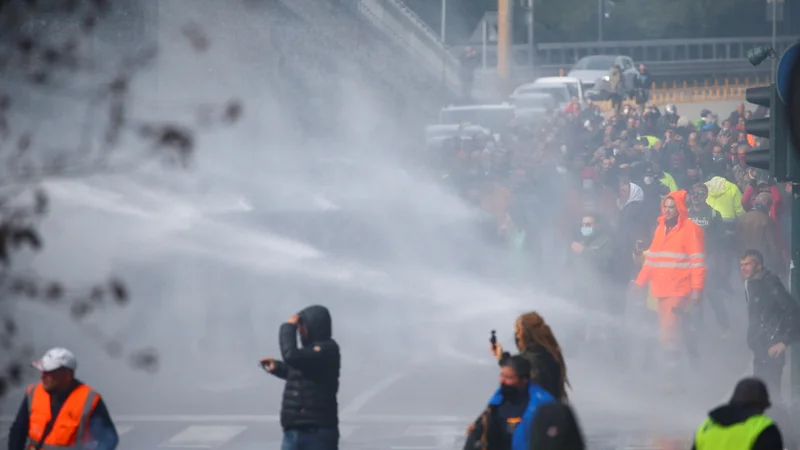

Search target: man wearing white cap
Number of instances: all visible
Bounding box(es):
[6,347,119,450]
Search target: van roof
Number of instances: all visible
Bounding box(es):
[533,76,581,85]
[441,103,514,111]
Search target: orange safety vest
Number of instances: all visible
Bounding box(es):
[26,382,100,450]
[635,190,707,298]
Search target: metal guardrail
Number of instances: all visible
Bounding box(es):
[342,0,462,95]
[459,35,798,68]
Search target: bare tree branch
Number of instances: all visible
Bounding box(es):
[0,0,243,398]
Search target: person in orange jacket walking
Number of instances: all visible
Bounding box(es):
[632,190,706,386]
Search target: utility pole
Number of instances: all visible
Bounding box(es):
[597,0,603,41]
[440,0,447,89]
[440,0,447,42]
[497,0,512,91]
[527,0,534,70]
[771,0,777,79]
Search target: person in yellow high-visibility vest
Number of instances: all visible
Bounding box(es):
[692,377,783,450]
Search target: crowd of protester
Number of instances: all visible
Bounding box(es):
[432,96,796,385]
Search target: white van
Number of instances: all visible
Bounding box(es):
[511,77,585,109]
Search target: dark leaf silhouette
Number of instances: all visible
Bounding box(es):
[70,300,92,320]
[109,278,128,306]
[181,23,210,52]
[224,101,243,124]
[44,282,64,301]
[0,0,240,399]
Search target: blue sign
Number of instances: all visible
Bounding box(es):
[777,42,800,104]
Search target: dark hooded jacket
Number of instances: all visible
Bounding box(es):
[691,404,783,450]
[745,269,798,352]
[273,305,340,430]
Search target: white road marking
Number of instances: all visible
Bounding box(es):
[117,425,134,436]
[0,414,473,424]
[390,447,441,450]
[340,373,407,415]
[404,425,464,449]
[159,425,247,448]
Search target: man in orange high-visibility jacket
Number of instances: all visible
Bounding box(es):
[633,190,706,381]
[6,347,119,450]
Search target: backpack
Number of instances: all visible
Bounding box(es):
[529,403,586,450]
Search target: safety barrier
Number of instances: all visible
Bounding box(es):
[646,74,771,104]
[587,76,772,112]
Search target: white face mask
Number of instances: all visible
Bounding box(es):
[556,166,567,174]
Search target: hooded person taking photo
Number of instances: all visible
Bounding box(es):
[260,305,341,450]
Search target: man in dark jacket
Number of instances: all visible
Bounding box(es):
[687,183,730,336]
[465,356,555,450]
[692,377,783,450]
[261,305,340,450]
[567,213,624,364]
[740,250,798,398]
[738,193,784,278]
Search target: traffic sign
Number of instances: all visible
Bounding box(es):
[777,41,800,103]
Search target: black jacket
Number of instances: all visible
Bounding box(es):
[691,404,783,450]
[745,269,798,351]
[271,305,340,430]
[687,203,723,253]
[501,347,564,401]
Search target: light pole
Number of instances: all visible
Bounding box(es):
[527,0,534,69]
[440,0,447,89]
[771,0,777,79]
[597,0,603,41]
[440,0,447,42]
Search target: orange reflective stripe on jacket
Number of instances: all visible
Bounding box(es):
[635,190,707,298]
[26,382,100,450]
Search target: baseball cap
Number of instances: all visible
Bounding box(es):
[32,347,77,372]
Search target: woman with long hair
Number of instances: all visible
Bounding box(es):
[491,311,570,402]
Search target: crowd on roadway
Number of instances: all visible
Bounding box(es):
[6,98,799,450]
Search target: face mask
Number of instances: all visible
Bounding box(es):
[580,226,593,237]
[686,177,700,185]
[582,179,594,190]
[500,384,522,397]
[556,165,567,174]
[712,156,724,162]
[643,176,654,185]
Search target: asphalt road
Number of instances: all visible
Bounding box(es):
[0,325,746,450]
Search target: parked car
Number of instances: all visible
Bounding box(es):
[511,81,571,110]
[567,55,639,99]
[510,93,556,123]
[439,104,516,134]
[425,123,490,149]
[532,76,585,102]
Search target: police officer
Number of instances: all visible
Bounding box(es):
[692,377,783,450]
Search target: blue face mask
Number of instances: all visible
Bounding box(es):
[580,226,593,237]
